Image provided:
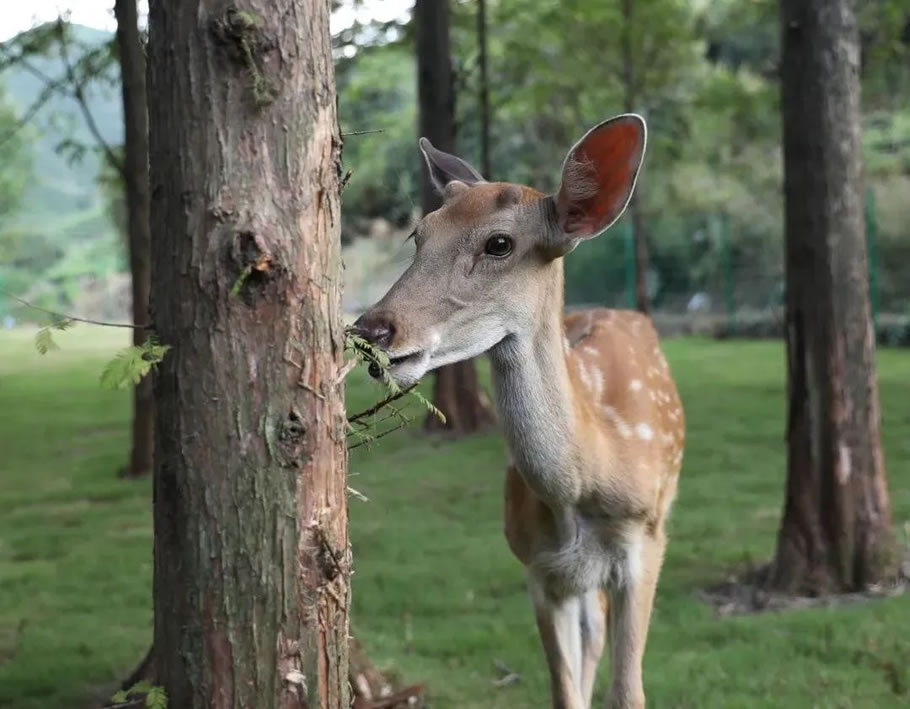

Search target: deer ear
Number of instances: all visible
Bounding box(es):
[553,114,646,241]
[418,137,486,194]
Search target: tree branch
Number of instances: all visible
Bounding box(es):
[347,384,417,423]
[0,287,145,330]
[340,128,385,136]
[347,420,412,451]
[0,79,61,147]
[53,19,126,177]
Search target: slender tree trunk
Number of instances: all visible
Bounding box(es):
[415,0,456,216]
[147,2,349,707]
[477,0,491,179]
[621,0,648,314]
[769,0,897,595]
[415,0,495,435]
[114,0,154,479]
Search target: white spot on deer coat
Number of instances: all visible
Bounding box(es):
[602,406,632,439]
[635,423,654,441]
[629,379,643,392]
[590,366,604,398]
[577,359,594,392]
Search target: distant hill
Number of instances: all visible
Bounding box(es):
[1,24,125,317]
[3,23,122,225]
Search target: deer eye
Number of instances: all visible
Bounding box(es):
[484,234,513,257]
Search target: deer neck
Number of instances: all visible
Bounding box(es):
[489,261,582,504]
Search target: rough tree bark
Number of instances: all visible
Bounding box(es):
[147,1,349,707]
[621,0,648,314]
[114,0,154,479]
[769,0,897,594]
[415,0,495,435]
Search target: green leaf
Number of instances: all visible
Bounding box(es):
[146,686,168,709]
[34,327,58,355]
[410,389,446,425]
[111,690,128,703]
[128,680,154,695]
[100,339,171,389]
[51,316,75,331]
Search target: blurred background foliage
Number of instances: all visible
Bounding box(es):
[1,0,909,325]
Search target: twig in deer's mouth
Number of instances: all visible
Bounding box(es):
[368,352,420,379]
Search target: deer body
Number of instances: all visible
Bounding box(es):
[353,115,684,708]
[497,301,683,708]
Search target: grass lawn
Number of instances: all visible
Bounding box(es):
[1,326,909,708]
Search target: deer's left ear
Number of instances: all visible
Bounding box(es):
[419,137,486,195]
[552,114,646,244]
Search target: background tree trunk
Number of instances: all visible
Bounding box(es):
[621,0,648,314]
[477,0,491,179]
[147,2,349,707]
[114,0,154,479]
[769,0,897,595]
[415,0,495,436]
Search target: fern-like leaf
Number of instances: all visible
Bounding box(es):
[146,686,168,709]
[111,690,129,703]
[128,680,154,694]
[34,327,58,355]
[50,315,75,331]
[100,339,171,389]
[409,389,446,424]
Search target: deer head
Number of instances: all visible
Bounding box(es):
[351,114,647,387]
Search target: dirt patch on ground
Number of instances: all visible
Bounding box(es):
[697,552,910,617]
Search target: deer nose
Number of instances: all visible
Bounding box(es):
[350,312,395,349]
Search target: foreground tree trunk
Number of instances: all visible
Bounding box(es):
[415,0,495,435]
[770,0,897,594]
[114,0,154,478]
[147,2,349,706]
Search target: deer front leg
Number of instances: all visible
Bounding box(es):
[580,588,607,707]
[605,533,665,709]
[529,576,587,709]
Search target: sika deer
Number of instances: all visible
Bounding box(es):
[351,114,684,709]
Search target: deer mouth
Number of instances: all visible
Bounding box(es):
[367,350,424,379]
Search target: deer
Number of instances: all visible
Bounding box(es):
[350,114,684,709]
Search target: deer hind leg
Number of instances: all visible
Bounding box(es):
[529,576,587,709]
[605,532,665,709]
[579,588,607,707]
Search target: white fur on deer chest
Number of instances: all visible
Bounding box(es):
[531,510,644,599]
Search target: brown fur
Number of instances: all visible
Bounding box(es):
[359,117,674,708]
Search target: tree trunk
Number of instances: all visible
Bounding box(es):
[114,0,154,479]
[621,0,648,314]
[147,2,349,707]
[415,0,456,216]
[769,0,897,595]
[477,0,491,179]
[415,0,495,435]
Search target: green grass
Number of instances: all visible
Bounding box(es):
[1,327,909,708]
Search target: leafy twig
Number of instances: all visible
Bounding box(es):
[347,420,412,451]
[340,169,353,193]
[0,287,146,329]
[53,19,126,177]
[347,384,417,423]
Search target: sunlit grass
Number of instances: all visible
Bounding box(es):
[0,329,908,708]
